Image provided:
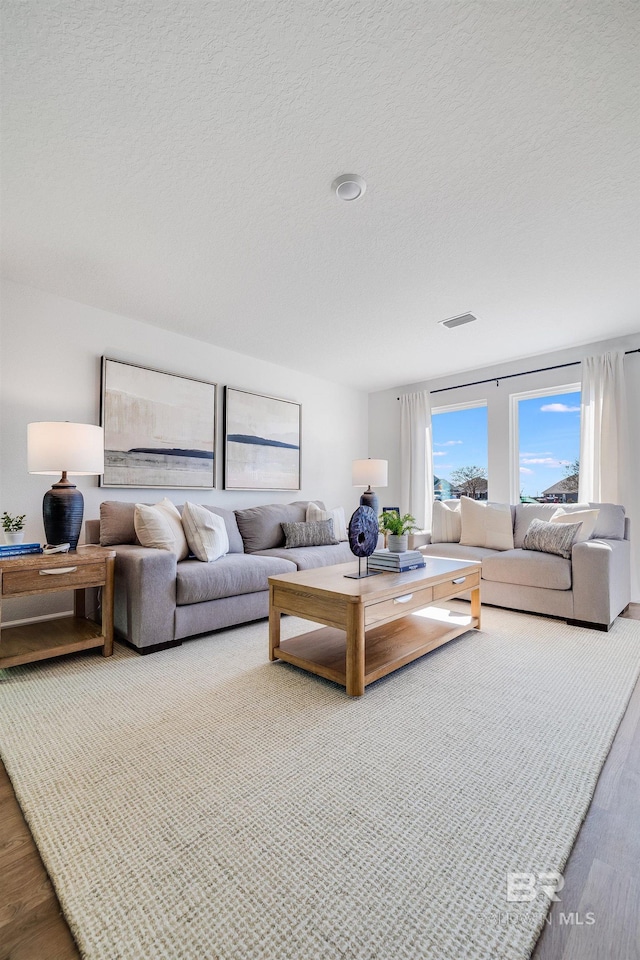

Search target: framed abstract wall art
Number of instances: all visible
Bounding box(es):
[224,387,301,491]
[101,358,216,488]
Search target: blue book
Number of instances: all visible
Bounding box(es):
[368,560,426,573]
[0,543,43,556]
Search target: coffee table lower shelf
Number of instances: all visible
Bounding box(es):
[275,608,478,690]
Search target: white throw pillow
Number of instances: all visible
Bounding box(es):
[134,499,189,560]
[431,499,461,543]
[182,502,230,562]
[306,502,348,541]
[551,507,600,543]
[459,497,514,551]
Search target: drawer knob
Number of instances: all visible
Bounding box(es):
[452,577,466,584]
[393,594,414,604]
[39,567,78,575]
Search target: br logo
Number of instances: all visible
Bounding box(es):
[507,871,564,902]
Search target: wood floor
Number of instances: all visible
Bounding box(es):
[1,605,639,960]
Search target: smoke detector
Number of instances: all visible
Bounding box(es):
[332,174,366,201]
[439,312,478,330]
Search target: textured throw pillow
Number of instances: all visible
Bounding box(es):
[522,517,582,559]
[134,499,189,560]
[306,502,348,541]
[459,497,514,551]
[281,520,339,549]
[431,500,461,543]
[182,502,230,562]
[551,507,600,543]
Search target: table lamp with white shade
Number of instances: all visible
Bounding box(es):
[352,458,388,520]
[28,422,104,550]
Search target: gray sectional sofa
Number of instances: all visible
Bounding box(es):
[421,501,631,630]
[86,500,352,653]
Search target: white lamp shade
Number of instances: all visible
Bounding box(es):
[352,458,388,487]
[28,422,104,476]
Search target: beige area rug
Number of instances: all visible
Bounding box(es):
[1,607,640,960]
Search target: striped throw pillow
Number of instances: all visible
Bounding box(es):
[182,502,229,562]
[522,518,582,559]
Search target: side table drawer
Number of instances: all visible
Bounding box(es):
[432,570,480,601]
[2,561,105,598]
[365,585,433,625]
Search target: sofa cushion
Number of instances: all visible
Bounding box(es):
[482,549,572,591]
[182,502,229,562]
[281,520,338,548]
[431,500,461,543]
[550,507,599,542]
[134,500,189,560]
[589,502,626,540]
[235,502,308,552]
[420,543,498,563]
[514,503,565,548]
[255,541,353,570]
[459,497,514,550]
[523,517,582,559]
[306,502,348,541]
[176,553,295,605]
[100,501,139,546]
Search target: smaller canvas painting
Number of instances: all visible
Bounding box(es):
[224,387,301,491]
[101,358,216,488]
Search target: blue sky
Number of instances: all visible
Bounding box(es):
[432,391,581,497]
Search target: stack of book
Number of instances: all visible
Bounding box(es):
[0,542,43,559]
[368,548,426,573]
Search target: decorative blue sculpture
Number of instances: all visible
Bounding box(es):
[345,505,381,579]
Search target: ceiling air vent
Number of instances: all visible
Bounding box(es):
[439,312,478,330]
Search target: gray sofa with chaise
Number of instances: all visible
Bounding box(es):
[86,500,352,653]
[421,501,631,630]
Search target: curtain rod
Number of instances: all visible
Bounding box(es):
[396,348,640,398]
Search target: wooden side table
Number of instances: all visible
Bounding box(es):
[0,545,116,669]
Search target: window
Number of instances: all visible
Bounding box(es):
[431,402,488,500]
[512,386,581,503]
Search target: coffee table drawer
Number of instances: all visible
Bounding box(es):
[2,561,105,597]
[432,570,480,601]
[366,585,433,625]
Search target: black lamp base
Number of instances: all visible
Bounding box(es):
[360,487,379,519]
[43,476,84,550]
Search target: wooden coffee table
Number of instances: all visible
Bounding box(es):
[268,557,481,696]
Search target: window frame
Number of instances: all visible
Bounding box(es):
[431,399,488,500]
[509,383,581,504]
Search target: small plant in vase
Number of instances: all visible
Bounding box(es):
[378,511,418,553]
[2,512,26,546]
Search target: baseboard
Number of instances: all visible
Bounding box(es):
[1,610,74,628]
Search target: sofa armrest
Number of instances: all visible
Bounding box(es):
[112,545,177,650]
[571,538,631,627]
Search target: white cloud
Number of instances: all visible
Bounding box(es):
[520,467,534,475]
[433,451,447,457]
[540,403,581,413]
[434,440,463,446]
[520,451,552,458]
[521,457,571,467]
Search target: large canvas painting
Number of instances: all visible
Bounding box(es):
[224,387,301,491]
[101,358,216,488]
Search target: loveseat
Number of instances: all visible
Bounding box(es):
[85,500,353,653]
[420,499,631,630]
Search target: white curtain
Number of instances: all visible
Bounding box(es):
[579,351,629,504]
[399,391,433,531]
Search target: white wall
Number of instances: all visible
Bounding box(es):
[369,333,640,601]
[0,279,369,620]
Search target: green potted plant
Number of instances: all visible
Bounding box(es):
[2,512,26,546]
[378,511,418,553]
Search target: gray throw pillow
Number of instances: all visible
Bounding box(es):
[281,520,338,549]
[522,517,582,559]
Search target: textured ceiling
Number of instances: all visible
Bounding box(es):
[1,1,639,391]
